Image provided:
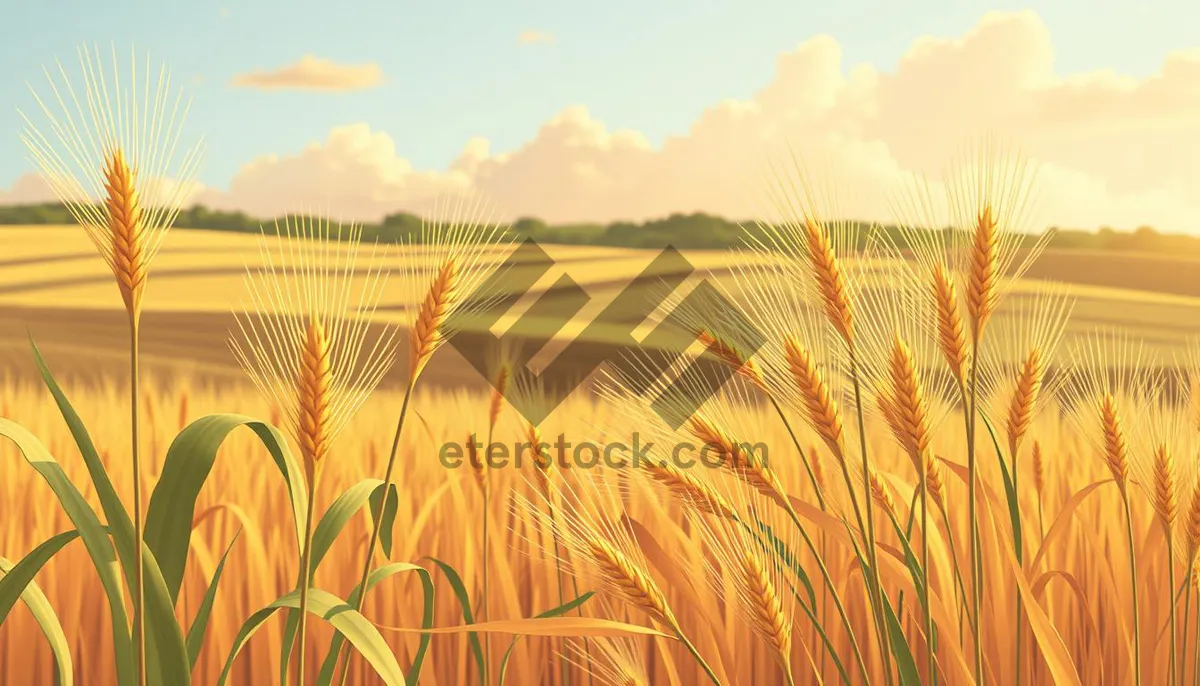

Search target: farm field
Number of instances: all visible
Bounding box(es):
[2,221,1200,684]
[4,225,1200,385]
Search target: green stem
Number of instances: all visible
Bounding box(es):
[676,627,722,685]
[780,503,870,682]
[920,467,935,684]
[335,379,415,685]
[294,480,318,686]
[1122,491,1143,686]
[768,394,826,509]
[130,319,147,686]
[849,349,893,685]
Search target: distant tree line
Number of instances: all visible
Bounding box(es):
[1,202,1197,255]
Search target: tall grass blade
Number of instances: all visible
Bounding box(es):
[144,414,309,602]
[370,484,400,559]
[1,549,74,686]
[424,557,485,683]
[218,588,407,686]
[884,598,923,685]
[315,562,435,686]
[0,417,135,686]
[493,592,598,686]
[186,531,241,668]
[27,337,193,683]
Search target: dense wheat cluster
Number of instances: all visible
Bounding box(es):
[5,45,1200,686]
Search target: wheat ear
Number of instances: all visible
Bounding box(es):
[1101,394,1131,491]
[409,259,459,381]
[784,335,845,462]
[885,335,932,465]
[1186,481,1200,552]
[869,470,897,520]
[102,149,149,320]
[297,319,333,484]
[641,462,738,520]
[804,221,855,345]
[933,264,968,384]
[1005,349,1044,457]
[1153,445,1178,528]
[585,536,676,628]
[697,329,766,389]
[740,553,795,681]
[687,416,786,507]
[967,206,998,338]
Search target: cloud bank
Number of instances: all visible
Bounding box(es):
[6,11,1200,233]
[231,55,385,92]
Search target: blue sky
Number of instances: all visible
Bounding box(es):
[1,0,1196,201]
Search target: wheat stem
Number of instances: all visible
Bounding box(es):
[294,480,318,686]
[1167,522,1179,686]
[129,318,147,686]
[1122,491,1144,686]
[335,379,415,685]
[850,350,893,684]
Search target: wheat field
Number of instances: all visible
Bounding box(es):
[8,47,1200,686]
[2,220,1200,685]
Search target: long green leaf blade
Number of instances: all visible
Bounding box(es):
[218,589,406,686]
[0,417,136,686]
[30,340,191,685]
[145,413,308,604]
[186,531,241,668]
[1,552,74,686]
[315,562,435,686]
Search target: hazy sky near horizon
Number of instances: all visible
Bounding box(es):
[2,1,1199,231]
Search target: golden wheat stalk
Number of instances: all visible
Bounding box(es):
[335,195,512,684]
[21,46,204,686]
[229,216,397,686]
[23,46,203,327]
